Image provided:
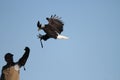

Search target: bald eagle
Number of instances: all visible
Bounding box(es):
[37,15,68,48]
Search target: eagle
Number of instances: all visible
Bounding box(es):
[37,15,69,48]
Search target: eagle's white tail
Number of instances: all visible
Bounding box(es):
[57,34,69,39]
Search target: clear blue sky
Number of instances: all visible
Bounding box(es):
[0,0,120,80]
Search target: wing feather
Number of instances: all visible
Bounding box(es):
[47,15,64,34]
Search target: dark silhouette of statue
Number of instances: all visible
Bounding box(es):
[0,47,30,80]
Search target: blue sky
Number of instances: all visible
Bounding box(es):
[0,0,120,80]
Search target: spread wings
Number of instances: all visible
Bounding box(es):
[46,15,64,34]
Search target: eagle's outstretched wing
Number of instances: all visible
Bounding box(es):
[46,15,64,34]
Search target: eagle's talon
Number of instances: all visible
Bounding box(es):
[37,34,42,39]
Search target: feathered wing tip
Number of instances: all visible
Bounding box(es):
[37,21,40,27]
[37,21,42,31]
[49,14,63,24]
[51,14,62,19]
